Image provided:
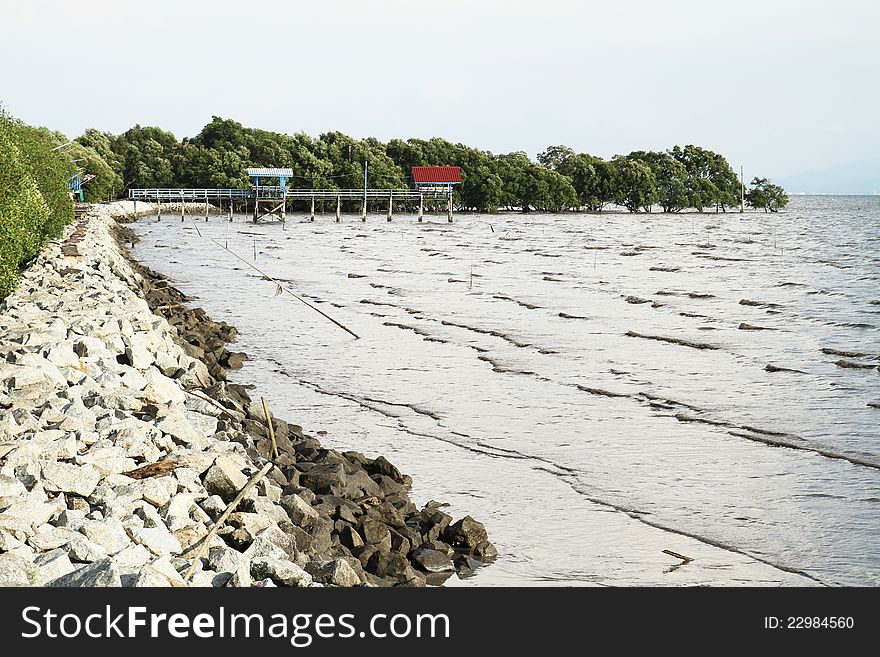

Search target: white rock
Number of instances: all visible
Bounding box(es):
[33,548,76,585]
[66,536,109,562]
[130,526,182,557]
[203,455,248,502]
[141,476,177,508]
[46,557,121,587]
[41,462,101,497]
[79,518,131,555]
[142,369,185,406]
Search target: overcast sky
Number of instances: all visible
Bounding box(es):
[1,0,877,179]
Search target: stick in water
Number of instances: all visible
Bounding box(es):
[209,238,360,339]
[261,396,280,460]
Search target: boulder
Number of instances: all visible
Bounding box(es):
[0,552,37,586]
[46,557,121,587]
[79,518,131,555]
[32,549,76,585]
[250,556,312,587]
[410,548,454,573]
[130,526,182,557]
[279,494,319,527]
[41,462,102,497]
[360,520,392,553]
[443,516,488,550]
[203,455,248,502]
[306,558,360,587]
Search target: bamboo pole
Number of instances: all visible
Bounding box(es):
[261,396,280,460]
[183,461,273,582]
[209,238,360,339]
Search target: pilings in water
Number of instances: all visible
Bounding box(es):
[387,193,393,222]
[180,194,185,222]
[361,197,367,222]
[418,194,424,222]
[156,198,162,221]
[336,195,341,222]
[205,197,210,221]
[310,196,315,222]
[228,200,233,222]
[448,194,453,223]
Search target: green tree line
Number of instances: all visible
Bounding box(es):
[75,116,786,214]
[0,109,76,298]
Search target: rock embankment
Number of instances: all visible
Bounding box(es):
[0,202,494,587]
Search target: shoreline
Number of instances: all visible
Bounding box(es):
[0,201,494,587]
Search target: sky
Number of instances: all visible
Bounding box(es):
[1,0,878,180]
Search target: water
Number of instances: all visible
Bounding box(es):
[130,196,880,586]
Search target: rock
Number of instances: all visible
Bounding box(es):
[162,494,199,532]
[0,474,27,498]
[473,540,498,559]
[306,558,361,587]
[203,455,248,502]
[130,526,182,556]
[0,552,37,586]
[250,556,313,587]
[141,476,176,508]
[360,520,392,553]
[46,557,121,587]
[199,495,226,517]
[443,516,488,551]
[207,545,250,584]
[411,548,455,573]
[1,497,64,530]
[79,518,131,555]
[156,411,208,449]
[340,525,364,550]
[299,462,347,493]
[33,549,76,585]
[453,554,482,577]
[279,494,319,527]
[124,336,153,370]
[40,462,102,497]
[27,526,82,551]
[67,536,109,562]
[183,409,219,438]
[225,352,247,369]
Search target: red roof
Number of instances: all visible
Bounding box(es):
[412,166,461,184]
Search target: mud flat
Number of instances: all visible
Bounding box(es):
[0,202,492,587]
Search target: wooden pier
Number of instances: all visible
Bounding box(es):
[128,166,461,223]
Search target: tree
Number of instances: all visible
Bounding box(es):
[746,177,789,212]
[612,157,658,212]
[669,144,739,212]
[625,151,688,212]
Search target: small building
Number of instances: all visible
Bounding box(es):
[247,167,294,222]
[411,166,461,192]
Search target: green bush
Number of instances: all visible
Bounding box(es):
[0,109,75,298]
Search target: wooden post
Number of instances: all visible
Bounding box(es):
[241,197,246,222]
[205,196,209,221]
[336,194,341,222]
[310,196,315,222]
[281,198,286,224]
[387,193,393,222]
[133,199,137,216]
[253,198,258,223]
[157,197,161,221]
[228,197,233,221]
[181,193,185,222]
[418,194,423,222]
[362,196,367,222]
[447,191,453,223]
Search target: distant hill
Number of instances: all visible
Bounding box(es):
[778,158,880,195]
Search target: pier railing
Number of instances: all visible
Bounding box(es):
[128,188,452,201]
